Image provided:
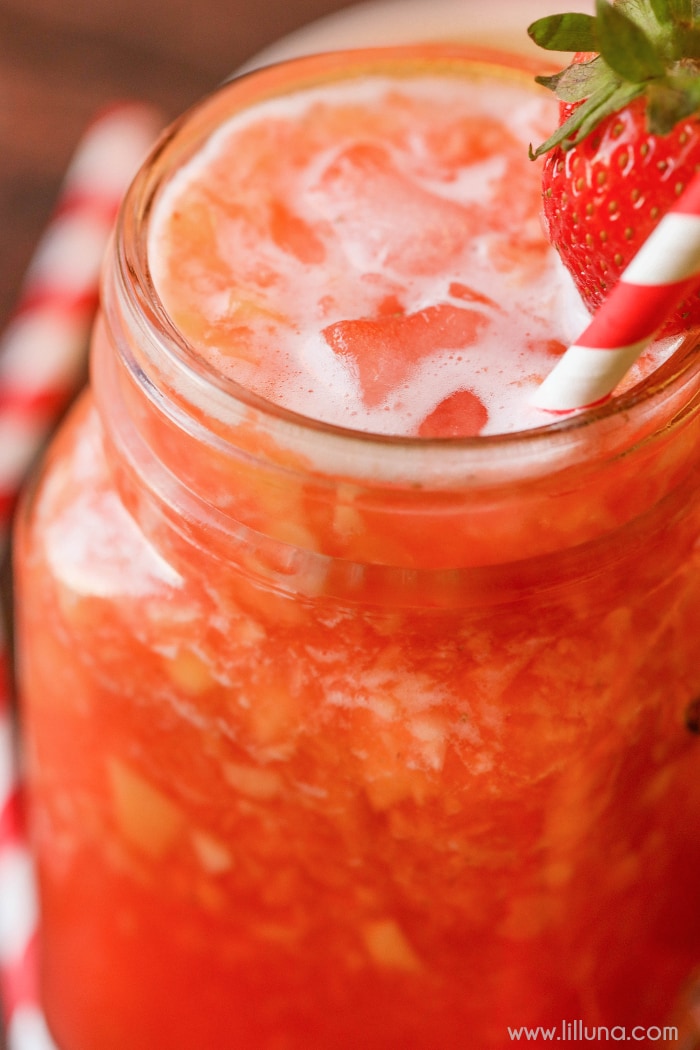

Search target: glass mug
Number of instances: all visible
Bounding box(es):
[14,43,700,1050]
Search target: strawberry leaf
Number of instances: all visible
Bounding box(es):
[529,79,643,157]
[618,0,669,31]
[530,0,700,158]
[530,81,617,157]
[566,79,645,141]
[648,0,672,21]
[669,0,693,21]
[596,0,666,81]
[676,25,700,54]
[535,55,612,102]
[527,12,598,51]
[647,75,700,130]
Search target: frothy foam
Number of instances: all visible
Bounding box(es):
[149,72,676,437]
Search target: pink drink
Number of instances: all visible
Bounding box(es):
[13,44,700,1050]
[149,51,678,436]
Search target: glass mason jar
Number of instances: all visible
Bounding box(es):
[13,44,700,1050]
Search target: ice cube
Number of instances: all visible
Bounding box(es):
[323,303,487,407]
[308,142,479,276]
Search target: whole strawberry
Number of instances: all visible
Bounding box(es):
[529,0,700,334]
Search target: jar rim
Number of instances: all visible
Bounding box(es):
[113,42,700,486]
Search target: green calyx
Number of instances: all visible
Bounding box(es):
[529,0,700,157]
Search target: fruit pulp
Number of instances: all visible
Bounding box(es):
[149,55,677,436]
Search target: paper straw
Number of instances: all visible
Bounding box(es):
[533,172,700,413]
[0,103,163,554]
[0,100,162,1050]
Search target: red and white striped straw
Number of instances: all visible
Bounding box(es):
[533,173,700,413]
[0,100,162,1050]
[0,102,163,557]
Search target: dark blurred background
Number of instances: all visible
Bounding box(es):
[0,0,363,336]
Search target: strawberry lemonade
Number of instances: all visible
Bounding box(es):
[14,45,700,1050]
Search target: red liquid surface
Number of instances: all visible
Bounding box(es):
[149,62,585,437]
